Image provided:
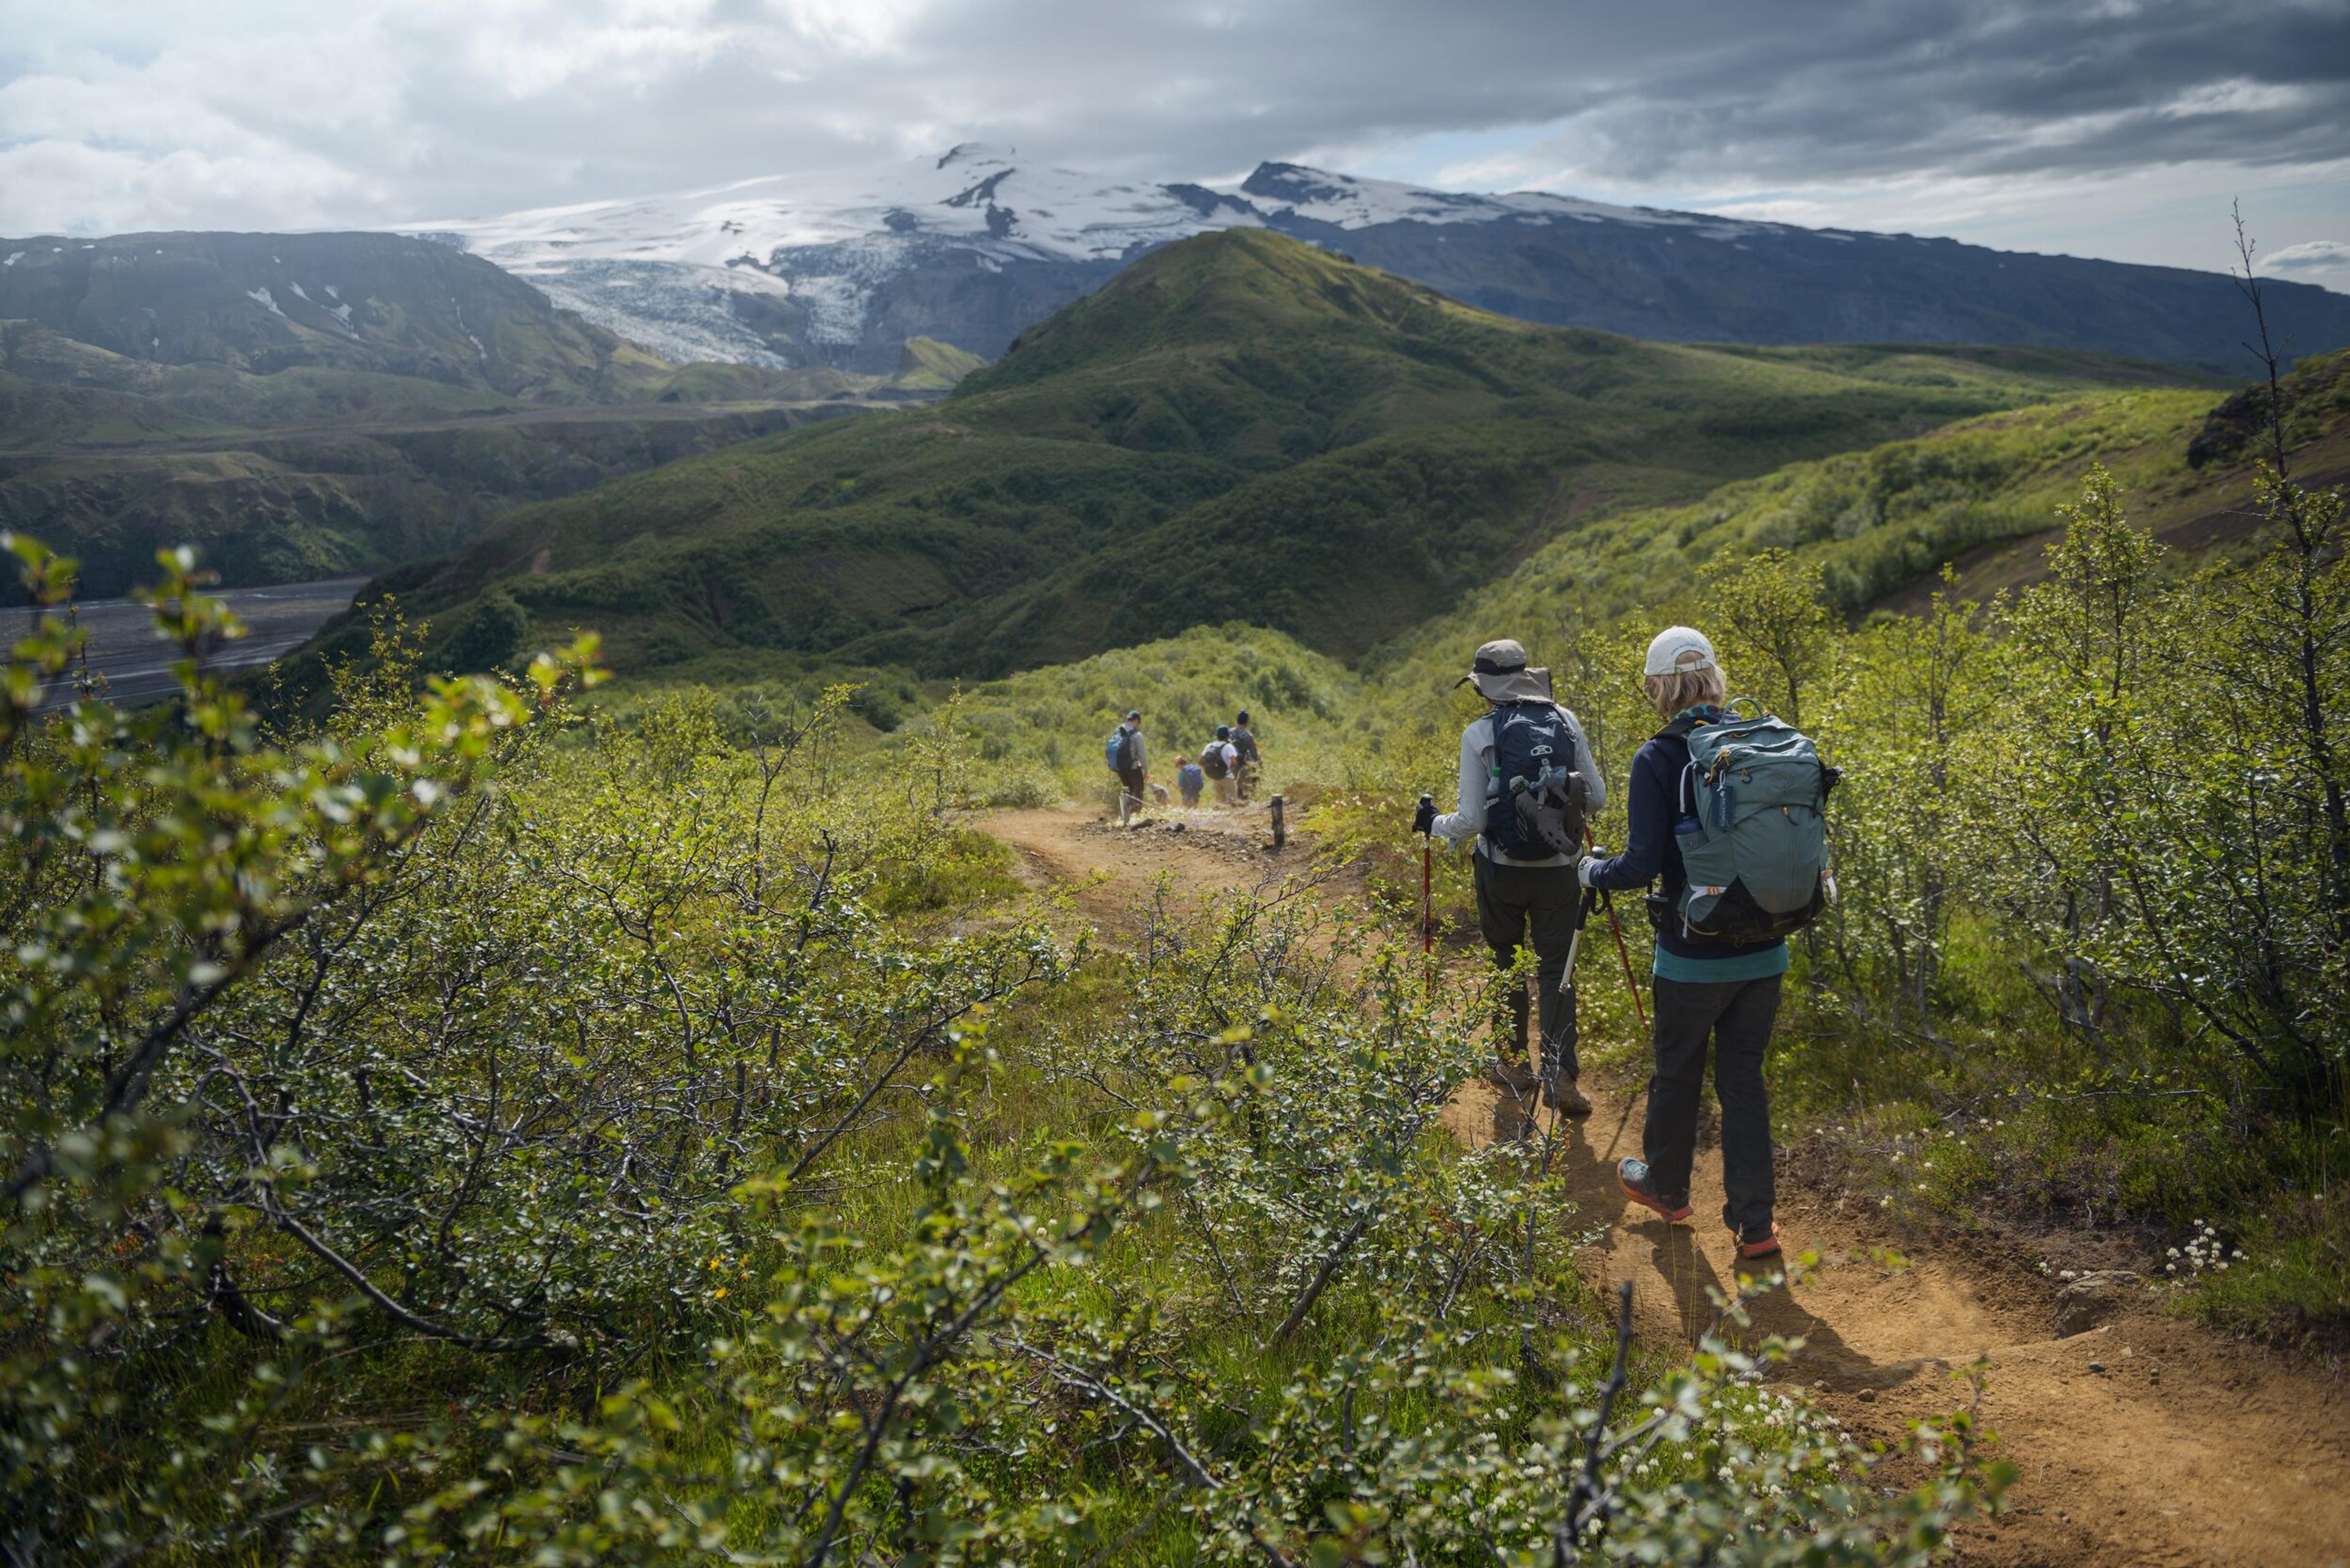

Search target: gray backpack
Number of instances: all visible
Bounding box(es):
[1671,701,1837,942]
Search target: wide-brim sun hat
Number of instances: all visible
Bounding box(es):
[1458,638,1552,703]
[1643,626,1717,678]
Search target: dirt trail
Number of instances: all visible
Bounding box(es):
[981,804,2350,1568]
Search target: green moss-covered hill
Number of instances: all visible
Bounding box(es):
[332,229,2212,684]
[0,235,982,600]
[1357,345,2350,728]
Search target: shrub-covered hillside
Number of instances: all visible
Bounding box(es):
[315,229,2210,688]
[1,551,2001,1564]
[1360,345,2350,723]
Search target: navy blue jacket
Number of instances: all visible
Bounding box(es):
[1586,722,1787,965]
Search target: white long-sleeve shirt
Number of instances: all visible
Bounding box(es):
[1430,705,1606,867]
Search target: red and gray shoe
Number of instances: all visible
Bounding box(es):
[1731,1222,1783,1266]
[1617,1159,1693,1223]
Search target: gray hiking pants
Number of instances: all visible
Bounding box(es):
[1472,851,1582,1080]
[1643,972,1781,1239]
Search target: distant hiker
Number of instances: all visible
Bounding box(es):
[1417,638,1605,1116]
[1580,626,1832,1269]
[1231,711,1261,802]
[1177,755,1204,808]
[1202,726,1241,806]
[1106,711,1149,826]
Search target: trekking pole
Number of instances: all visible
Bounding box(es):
[1559,885,1593,994]
[1583,829,1648,1032]
[1602,894,1647,1032]
[1418,793,1436,998]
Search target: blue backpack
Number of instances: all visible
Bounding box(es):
[1105,727,1135,771]
[1485,701,1591,862]
[1670,701,1837,941]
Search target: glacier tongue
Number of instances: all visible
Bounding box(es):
[408,146,1269,367]
[420,146,1253,273]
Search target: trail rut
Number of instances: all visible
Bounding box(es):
[982,804,2350,1567]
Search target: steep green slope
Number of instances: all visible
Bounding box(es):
[890,336,990,391]
[0,269,985,600]
[1,401,880,598]
[0,231,665,401]
[336,229,2210,684]
[1359,346,2350,714]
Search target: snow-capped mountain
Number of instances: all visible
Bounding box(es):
[1236,161,1762,239]
[408,147,2350,375]
[414,144,1258,369]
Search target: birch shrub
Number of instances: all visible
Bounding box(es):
[0,537,1998,1564]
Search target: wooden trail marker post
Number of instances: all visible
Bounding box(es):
[1269,793,1285,849]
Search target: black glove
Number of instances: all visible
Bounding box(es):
[1411,797,1438,835]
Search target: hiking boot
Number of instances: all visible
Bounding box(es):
[1616,1159,1693,1223]
[1731,1223,1783,1269]
[1486,1055,1540,1096]
[1542,1073,1592,1118]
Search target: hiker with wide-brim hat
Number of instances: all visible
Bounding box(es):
[1412,638,1605,1116]
[1579,626,1788,1266]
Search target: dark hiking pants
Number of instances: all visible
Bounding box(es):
[1643,972,1783,1239]
[1472,851,1583,1080]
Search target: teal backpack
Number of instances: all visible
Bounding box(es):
[1671,700,1838,943]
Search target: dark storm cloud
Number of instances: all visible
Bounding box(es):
[2,0,2344,235]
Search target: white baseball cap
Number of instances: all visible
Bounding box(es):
[1643,625,1717,678]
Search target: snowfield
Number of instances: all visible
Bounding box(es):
[384,146,1939,370]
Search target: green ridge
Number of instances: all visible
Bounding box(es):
[319,229,2211,687]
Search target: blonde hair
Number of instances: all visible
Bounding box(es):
[1644,657,1726,719]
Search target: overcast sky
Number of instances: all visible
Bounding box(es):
[4,0,2345,287]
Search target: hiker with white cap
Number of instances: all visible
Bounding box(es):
[1412,638,1605,1116]
[1580,625,1823,1269]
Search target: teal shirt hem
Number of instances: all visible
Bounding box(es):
[1651,943,1789,984]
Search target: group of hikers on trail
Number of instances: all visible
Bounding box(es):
[1412,630,1833,1269]
[1097,628,1831,1267]
[1105,709,1260,825]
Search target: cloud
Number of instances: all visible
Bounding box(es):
[1,0,2344,275]
[2262,238,2350,293]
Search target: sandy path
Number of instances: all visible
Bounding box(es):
[980,804,2350,1568]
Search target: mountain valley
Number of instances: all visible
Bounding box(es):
[272,230,2224,703]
